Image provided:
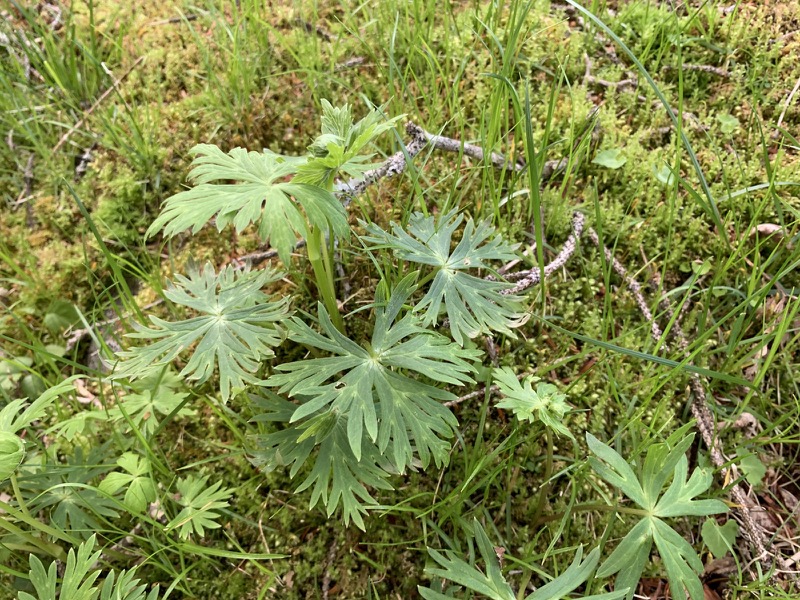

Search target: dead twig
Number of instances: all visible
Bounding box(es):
[335,56,366,72]
[584,54,638,92]
[499,212,585,295]
[446,384,500,408]
[292,18,332,42]
[662,64,730,78]
[147,14,198,26]
[321,540,338,600]
[775,75,800,139]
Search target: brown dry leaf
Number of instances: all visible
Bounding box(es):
[282,570,294,589]
[73,378,98,406]
[703,556,737,578]
[704,584,723,600]
[778,488,800,513]
[732,412,761,439]
[749,223,784,239]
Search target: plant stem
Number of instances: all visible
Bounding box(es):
[307,225,344,331]
[0,514,66,560]
[10,474,32,521]
[533,429,554,527]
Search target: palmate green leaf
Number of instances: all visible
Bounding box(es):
[146,143,348,263]
[114,264,291,403]
[297,100,404,187]
[98,453,157,514]
[18,535,160,600]
[493,367,573,440]
[700,518,738,559]
[267,274,480,472]
[165,475,233,540]
[362,210,524,345]
[588,434,728,600]
[421,520,516,600]
[419,519,625,600]
[249,398,393,530]
[106,373,194,437]
[594,517,653,598]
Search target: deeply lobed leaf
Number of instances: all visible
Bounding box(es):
[419,520,625,600]
[165,475,233,540]
[114,264,290,402]
[267,276,479,471]
[362,210,524,345]
[147,144,348,263]
[250,401,393,530]
[493,367,573,439]
[19,535,160,600]
[588,434,727,600]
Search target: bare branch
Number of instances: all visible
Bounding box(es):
[499,211,586,295]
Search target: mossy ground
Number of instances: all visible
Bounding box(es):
[1,0,799,598]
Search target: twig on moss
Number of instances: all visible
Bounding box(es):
[584,54,638,91]
[655,293,786,578]
[498,211,585,295]
[321,540,338,600]
[417,125,525,172]
[586,227,664,343]
[662,64,730,78]
[446,384,500,408]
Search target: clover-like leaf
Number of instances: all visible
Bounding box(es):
[588,433,728,600]
[165,475,232,540]
[266,273,480,472]
[147,144,348,263]
[592,148,627,169]
[114,264,290,402]
[701,518,738,559]
[98,453,157,514]
[362,210,524,345]
[493,367,573,440]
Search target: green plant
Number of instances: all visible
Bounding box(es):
[362,210,524,345]
[419,519,626,600]
[492,367,573,440]
[119,100,528,528]
[18,534,160,600]
[587,431,728,600]
[114,264,290,402]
